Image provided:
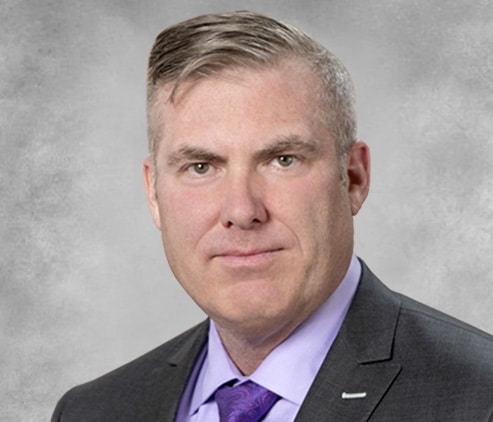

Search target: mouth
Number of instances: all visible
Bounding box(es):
[212,248,283,268]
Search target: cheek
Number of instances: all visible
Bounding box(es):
[289,178,349,251]
[278,173,341,223]
[159,186,216,250]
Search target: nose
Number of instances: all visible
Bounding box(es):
[220,170,268,229]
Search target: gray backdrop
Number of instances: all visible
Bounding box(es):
[2,1,492,420]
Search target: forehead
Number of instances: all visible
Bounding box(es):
[152,60,330,153]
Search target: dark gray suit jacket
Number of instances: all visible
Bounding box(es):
[52,262,493,421]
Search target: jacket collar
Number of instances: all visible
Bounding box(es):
[295,260,402,421]
[152,322,209,421]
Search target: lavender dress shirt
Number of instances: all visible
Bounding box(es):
[176,255,361,421]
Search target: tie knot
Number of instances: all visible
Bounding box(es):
[215,380,279,422]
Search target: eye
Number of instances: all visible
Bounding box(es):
[189,162,210,174]
[275,155,295,167]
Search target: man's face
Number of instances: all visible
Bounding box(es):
[144,60,369,342]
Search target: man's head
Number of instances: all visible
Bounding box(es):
[143,11,370,352]
[146,10,357,169]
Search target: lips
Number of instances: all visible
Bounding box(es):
[212,247,283,268]
[214,247,282,258]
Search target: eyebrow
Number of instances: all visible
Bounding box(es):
[253,135,319,162]
[166,147,226,167]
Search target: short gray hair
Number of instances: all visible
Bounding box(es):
[147,10,357,163]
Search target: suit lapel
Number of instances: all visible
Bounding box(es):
[295,261,402,421]
[149,321,209,421]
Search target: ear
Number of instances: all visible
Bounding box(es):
[143,156,162,230]
[345,141,371,216]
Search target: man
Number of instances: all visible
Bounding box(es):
[52,11,493,421]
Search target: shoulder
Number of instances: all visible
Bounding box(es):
[395,291,493,366]
[353,261,493,418]
[76,320,208,390]
[390,292,493,418]
[51,321,208,422]
[359,259,493,356]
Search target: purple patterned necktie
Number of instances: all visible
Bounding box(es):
[215,380,280,422]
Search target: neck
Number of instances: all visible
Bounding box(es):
[214,318,303,375]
